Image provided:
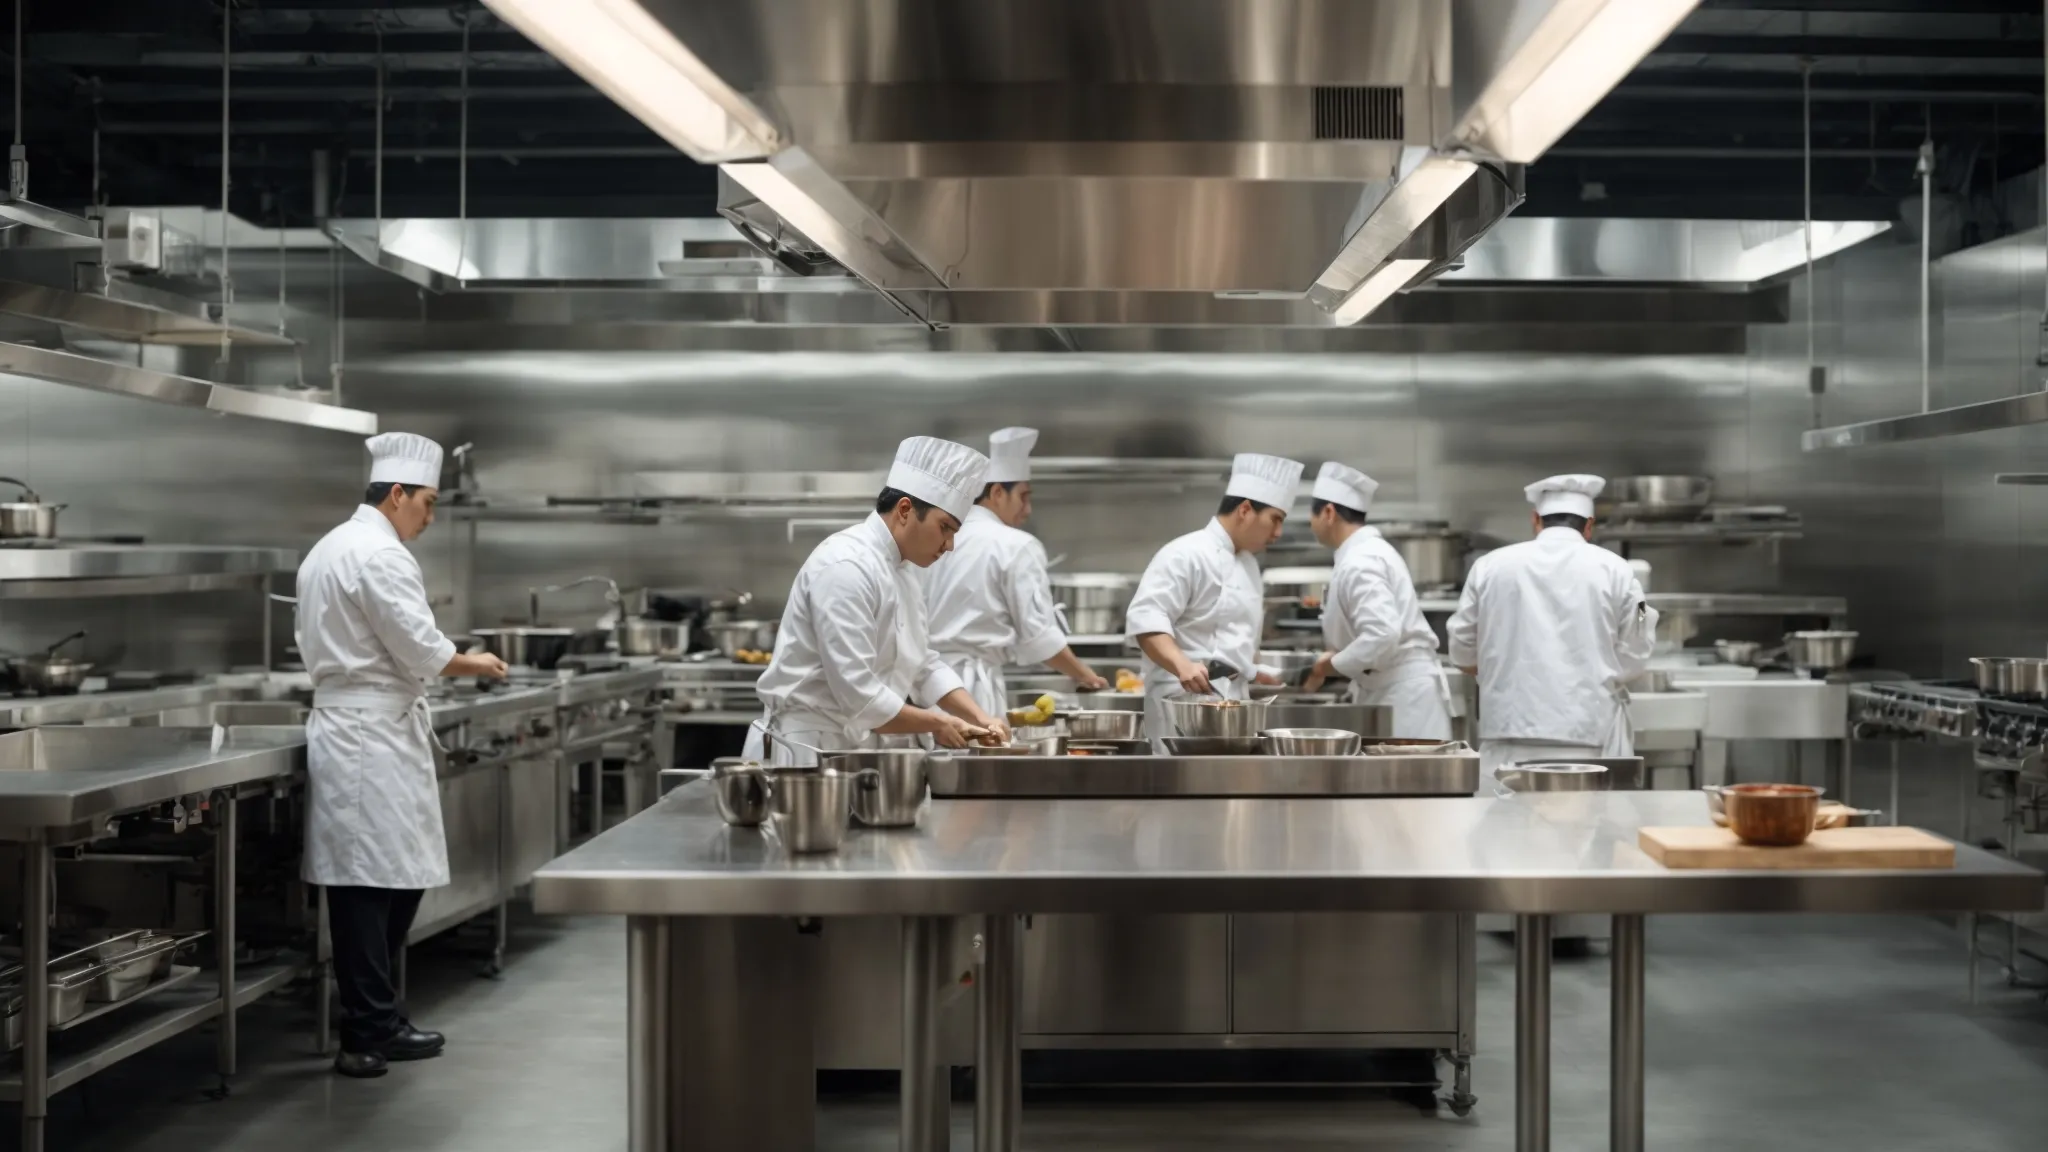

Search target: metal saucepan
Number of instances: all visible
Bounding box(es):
[765,766,866,852]
[0,477,63,539]
[471,627,575,670]
[1601,476,1714,522]
[1969,657,2048,700]
[703,619,779,660]
[1161,693,1271,739]
[616,617,689,658]
[822,749,930,828]
[661,759,776,827]
[1047,572,1138,636]
[8,630,92,695]
[1713,639,1762,666]
[1782,630,1858,672]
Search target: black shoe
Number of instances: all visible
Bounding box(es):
[377,1024,445,1061]
[334,1050,389,1078]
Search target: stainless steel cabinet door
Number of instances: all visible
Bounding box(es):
[504,754,559,890]
[410,766,501,943]
[1229,912,1462,1035]
[1023,914,1230,1036]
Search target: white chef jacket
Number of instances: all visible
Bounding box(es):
[1126,518,1265,741]
[751,513,965,763]
[1446,527,1658,750]
[926,506,1068,715]
[297,505,458,890]
[1322,528,1453,741]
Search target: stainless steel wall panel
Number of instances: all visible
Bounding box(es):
[1021,914,1230,1035]
[1230,913,1462,1035]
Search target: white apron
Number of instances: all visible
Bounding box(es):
[303,686,449,889]
[744,563,935,766]
[1478,689,1633,789]
[944,653,1007,719]
[1348,649,1454,742]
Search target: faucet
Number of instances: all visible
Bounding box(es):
[528,575,622,626]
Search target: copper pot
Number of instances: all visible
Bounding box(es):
[1710,783,1823,846]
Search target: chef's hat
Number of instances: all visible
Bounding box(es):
[985,426,1038,484]
[1524,474,1606,519]
[1311,462,1379,514]
[886,436,990,522]
[366,432,445,488]
[1224,453,1305,509]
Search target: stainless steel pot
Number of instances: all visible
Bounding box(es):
[1048,573,1137,636]
[1970,657,2048,700]
[765,766,863,852]
[1060,710,1145,741]
[824,749,930,828]
[1161,693,1271,738]
[0,477,63,539]
[1603,476,1714,522]
[704,619,779,659]
[616,617,689,658]
[1783,630,1858,672]
[472,627,575,670]
[1377,525,1469,591]
[1713,639,1762,666]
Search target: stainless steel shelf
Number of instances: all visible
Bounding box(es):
[0,544,296,585]
[51,965,204,1032]
[1645,593,1848,617]
[1804,391,2048,451]
[0,342,375,435]
[1601,521,1802,544]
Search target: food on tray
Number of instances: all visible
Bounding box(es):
[733,648,773,665]
[1114,668,1143,693]
[1006,693,1059,727]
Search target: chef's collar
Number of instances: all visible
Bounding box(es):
[1203,516,1238,554]
[858,511,911,566]
[964,504,1002,528]
[1538,525,1588,543]
[1334,525,1382,560]
[352,503,399,541]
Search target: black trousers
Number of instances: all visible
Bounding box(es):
[326,885,425,1053]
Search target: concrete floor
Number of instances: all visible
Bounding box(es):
[14,910,2044,1152]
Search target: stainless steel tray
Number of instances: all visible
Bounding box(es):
[927,753,1479,799]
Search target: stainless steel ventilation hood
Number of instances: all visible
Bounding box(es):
[486,0,1700,327]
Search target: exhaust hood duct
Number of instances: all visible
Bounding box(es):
[490,0,1695,326]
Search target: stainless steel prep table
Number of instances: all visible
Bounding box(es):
[536,788,2044,1152]
[0,726,307,1152]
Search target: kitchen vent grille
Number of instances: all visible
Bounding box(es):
[1312,86,1404,141]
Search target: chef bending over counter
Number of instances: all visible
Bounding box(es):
[745,437,1011,767]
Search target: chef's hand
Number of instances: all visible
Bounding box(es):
[1176,662,1213,696]
[1302,653,1336,695]
[1071,671,1110,692]
[981,717,1013,745]
[932,714,979,749]
[1253,671,1283,686]
[445,651,509,680]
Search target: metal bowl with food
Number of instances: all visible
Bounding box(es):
[704,619,780,660]
[1160,693,1271,739]
[1262,727,1363,756]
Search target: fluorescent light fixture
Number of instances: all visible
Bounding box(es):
[1312,152,1477,308]
[1333,257,1432,326]
[1452,0,1699,163]
[483,0,779,163]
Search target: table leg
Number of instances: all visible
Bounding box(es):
[628,916,671,1152]
[901,917,948,1152]
[976,914,1021,1152]
[1967,912,1980,1006]
[1889,742,1900,826]
[23,836,49,1152]
[1838,739,1853,806]
[1516,914,1552,1152]
[1611,915,1645,1152]
[216,789,239,1081]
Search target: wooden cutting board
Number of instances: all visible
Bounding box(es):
[1639,826,1956,870]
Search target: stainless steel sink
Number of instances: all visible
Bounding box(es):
[0,726,304,828]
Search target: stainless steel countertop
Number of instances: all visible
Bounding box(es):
[428,683,560,726]
[532,789,2044,917]
[0,726,304,830]
[928,753,1479,798]
[0,543,297,582]
[0,682,255,727]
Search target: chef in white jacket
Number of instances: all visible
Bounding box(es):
[1299,463,1453,740]
[1446,474,1659,782]
[298,432,509,1079]
[748,436,1011,766]
[1126,453,1303,744]
[927,427,1109,715]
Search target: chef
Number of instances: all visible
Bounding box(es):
[1299,462,1454,740]
[747,436,1011,766]
[927,427,1109,715]
[298,432,509,1080]
[1445,474,1658,783]
[1126,453,1303,744]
